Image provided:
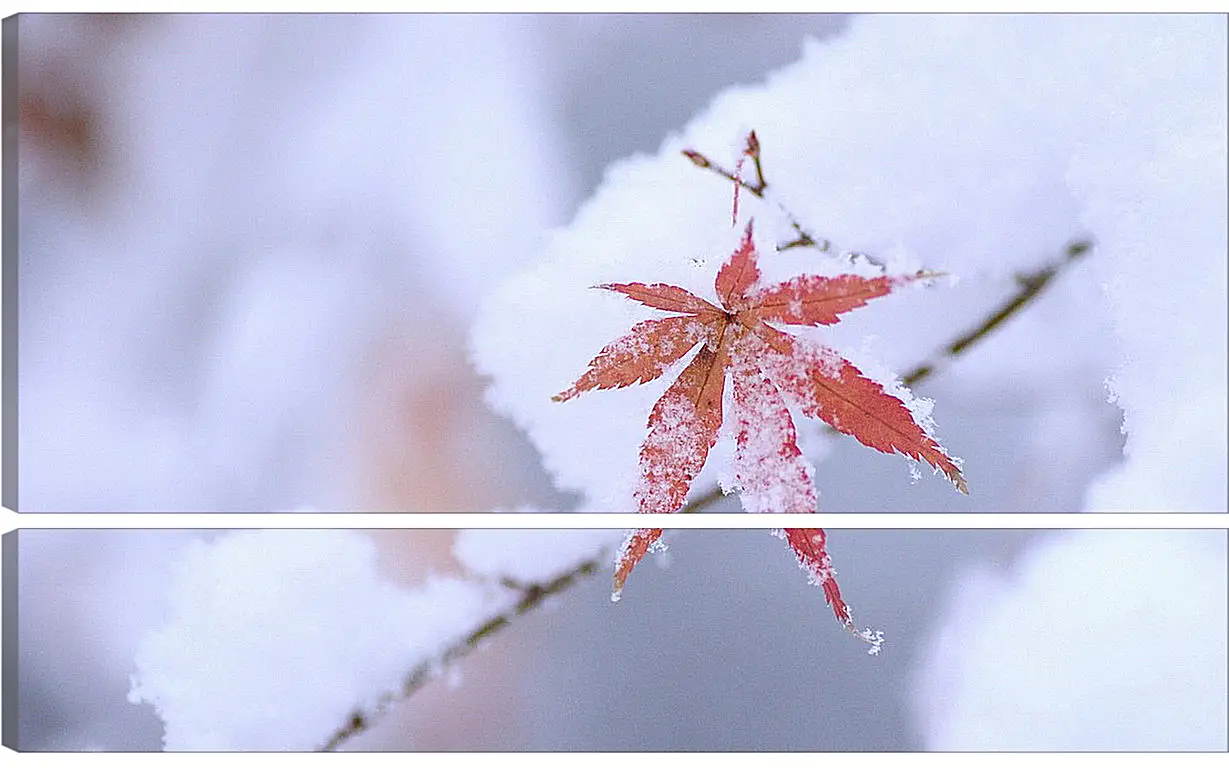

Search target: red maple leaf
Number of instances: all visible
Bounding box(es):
[553,145,965,642]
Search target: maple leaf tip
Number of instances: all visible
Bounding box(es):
[611,571,628,600]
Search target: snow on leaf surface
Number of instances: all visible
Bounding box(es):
[633,344,727,516]
[749,273,921,326]
[756,324,968,494]
[551,315,712,402]
[613,528,666,599]
[600,281,724,315]
[728,331,814,516]
[555,216,965,523]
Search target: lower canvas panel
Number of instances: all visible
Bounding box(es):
[5,528,1227,751]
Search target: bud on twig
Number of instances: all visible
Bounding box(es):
[682,149,711,168]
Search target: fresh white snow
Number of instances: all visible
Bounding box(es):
[128,530,516,751]
[913,530,1228,750]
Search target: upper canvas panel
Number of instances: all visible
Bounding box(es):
[7,14,1226,512]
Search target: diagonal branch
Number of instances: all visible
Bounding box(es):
[899,239,1093,387]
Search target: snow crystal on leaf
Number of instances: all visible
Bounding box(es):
[860,628,886,656]
[908,463,923,484]
[845,339,941,439]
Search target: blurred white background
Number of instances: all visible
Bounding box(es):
[9,13,1226,752]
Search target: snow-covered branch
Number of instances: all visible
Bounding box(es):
[320,549,605,751]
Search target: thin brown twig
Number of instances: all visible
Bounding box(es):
[900,239,1094,386]
[683,147,831,255]
[745,130,766,196]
